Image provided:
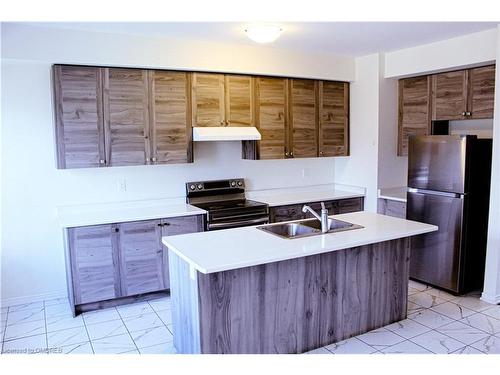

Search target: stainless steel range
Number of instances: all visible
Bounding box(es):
[186,178,269,231]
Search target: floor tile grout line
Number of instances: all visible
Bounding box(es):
[43,301,48,352]
[1,307,9,353]
[80,310,95,354]
[116,307,140,354]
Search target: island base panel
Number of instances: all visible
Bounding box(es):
[169,237,410,354]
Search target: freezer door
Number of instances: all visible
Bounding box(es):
[408,135,469,194]
[407,190,464,292]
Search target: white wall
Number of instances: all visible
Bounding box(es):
[333,54,380,212]
[377,54,407,189]
[385,28,497,78]
[1,23,357,305]
[482,25,500,304]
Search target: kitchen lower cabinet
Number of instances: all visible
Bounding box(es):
[269,197,364,223]
[66,214,204,315]
[68,224,121,305]
[377,198,407,219]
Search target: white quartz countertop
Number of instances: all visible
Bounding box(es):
[246,184,365,207]
[378,187,407,203]
[58,198,206,228]
[162,211,437,274]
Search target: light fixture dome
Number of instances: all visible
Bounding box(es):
[245,24,283,43]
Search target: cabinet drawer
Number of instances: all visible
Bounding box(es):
[333,198,364,214]
[377,199,406,219]
[270,204,303,223]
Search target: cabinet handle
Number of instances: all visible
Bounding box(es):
[146,157,150,163]
[151,157,157,162]
[285,151,289,157]
[157,223,163,227]
[290,151,294,157]
[225,120,230,126]
[320,151,324,156]
[466,111,472,117]
[461,111,466,116]
[99,159,105,165]
[220,120,224,126]
[163,222,170,226]
[114,227,119,233]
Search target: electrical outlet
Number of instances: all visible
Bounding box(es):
[117,179,127,192]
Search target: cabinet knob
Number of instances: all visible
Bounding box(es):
[146,157,150,162]
[466,111,472,117]
[99,159,105,165]
[290,152,294,157]
[285,151,289,157]
[320,151,324,156]
[461,111,466,116]
[225,120,229,126]
[220,120,224,126]
[151,157,157,162]
[163,222,170,226]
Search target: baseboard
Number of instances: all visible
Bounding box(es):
[0,290,68,308]
[480,292,500,304]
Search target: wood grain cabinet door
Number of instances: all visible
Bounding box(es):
[333,197,364,214]
[161,215,204,289]
[149,70,192,164]
[289,79,318,158]
[468,65,496,119]
[191,73,225,127]
[103,68,150,166]
[118,220,165,297]
[432,70,468,121]
[68,224,121,304]
[319,81,349,157]
[398,76,431,156]
[254,77,288,159]
[225,75,254,127]
[53,65,106,169]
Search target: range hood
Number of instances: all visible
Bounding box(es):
[192,127,261,141]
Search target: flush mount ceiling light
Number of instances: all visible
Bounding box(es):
[245,24,283,43]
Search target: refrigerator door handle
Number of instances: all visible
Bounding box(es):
[407,188,466,199]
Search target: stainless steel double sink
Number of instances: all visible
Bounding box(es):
[257,218,363,239]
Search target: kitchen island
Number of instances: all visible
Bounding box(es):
[162,211,437,354]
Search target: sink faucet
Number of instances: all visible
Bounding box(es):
[302,202,329,233]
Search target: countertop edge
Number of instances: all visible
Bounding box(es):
[163,223,437,274]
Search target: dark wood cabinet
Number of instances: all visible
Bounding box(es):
[149,70,192,164]
[397,76,432,156]
[319,81,349,157]
[53,65,106,169]
[398,65,495,156]
[289,79,318,158]
[269,197,364,223]
[104,68,150,166]
[68,224,121,304]
[118,219,165,297]
[468,65,496,119]
[54,65,193,169]
[377,199,406,219]
[191,73,225,127]
[67,214,204,314]
[431,70,468,121]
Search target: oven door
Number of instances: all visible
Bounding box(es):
[207,215,269,231]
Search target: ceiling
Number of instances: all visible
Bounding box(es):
[26,22,498,57]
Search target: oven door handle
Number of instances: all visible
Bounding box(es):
[208,217,269,230]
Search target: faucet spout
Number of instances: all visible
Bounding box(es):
[302,203,330,233]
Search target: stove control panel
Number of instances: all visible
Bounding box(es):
[186,178,245,194]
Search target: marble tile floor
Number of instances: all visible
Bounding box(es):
[1,280,500,355]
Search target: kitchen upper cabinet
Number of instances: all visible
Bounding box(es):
[319,81,349,157]
[118,220,165,297]
[431,70,468,121]
[53,65,106,169]
[103,68,150,166]
[68,224,121,305]
[468,65,496,119]
[149,70,192,164]
[289,79,318,158]
[225,75,254,127]
[253,77,288,159]
[191,73,254,127]
[398,76,432,156]
[191,73,225,127]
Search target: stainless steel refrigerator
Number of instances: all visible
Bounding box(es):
[407,135,492,294]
